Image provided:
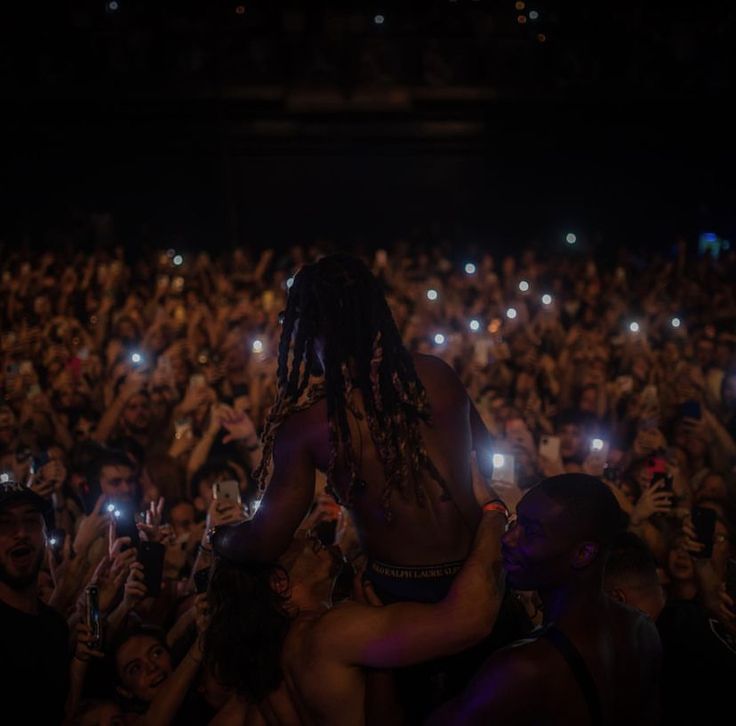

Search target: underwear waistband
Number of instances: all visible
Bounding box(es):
[367,559,464,580]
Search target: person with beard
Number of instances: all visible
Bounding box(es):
[205,496,507,725]
[429,474,662,725]
[0,475,70,723]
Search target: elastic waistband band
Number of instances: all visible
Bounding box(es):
[368,559,464,580]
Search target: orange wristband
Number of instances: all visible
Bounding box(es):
[482,501,509,519]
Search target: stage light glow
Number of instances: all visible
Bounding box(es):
[519,280,530,292]
[629,322,640,333]
[433,333,446,345]
[426,289,438,301]
[469,319,481,332]
[506,307,518,320]
[541,294,552,305]
[464,263,476,275]
[566,233,577,244]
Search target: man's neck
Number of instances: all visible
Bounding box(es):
[539,579,608,633]
[0,581,40,615]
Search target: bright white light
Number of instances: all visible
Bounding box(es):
[506,307,517,320]
[529,10,539,20]
[541,294,552,305]
[286,277,294,289]
[426,289,438,301]
[671,317,681,328]
[0,473,9,483]
[131,353,142,364]
[114,509,122,519]
[464,263,476,275]
[492,454,505,468]
[433,333,446,345]
[518,280,530,292]
[173,255,183,266]
[374,14,384,24]
[566,233,577,245]
[107,503,116,513]
[252,339,264,354]
[49,538,58,546]
[629,322,640,333]
[591,438,604,452]
[469,319,481,332]
[253,500,261,513]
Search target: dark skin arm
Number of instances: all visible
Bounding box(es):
[213,414,316,563]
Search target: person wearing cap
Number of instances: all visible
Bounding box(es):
[0,475,70,724]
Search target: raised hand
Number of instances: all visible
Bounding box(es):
[74,495,111,555]
[630,480,673,525]
[73,622,105,663]
[220,409,258,445]
[122,562,148,609]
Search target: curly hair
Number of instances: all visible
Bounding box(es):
[253,254,447,520]
[204,558,292,703]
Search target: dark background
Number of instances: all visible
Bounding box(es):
[3,1,735,254]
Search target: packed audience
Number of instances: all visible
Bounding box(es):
[1,235,735,724]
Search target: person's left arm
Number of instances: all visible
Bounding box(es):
[213,415,316,563]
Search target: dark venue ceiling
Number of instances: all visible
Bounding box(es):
[2,1,735,254]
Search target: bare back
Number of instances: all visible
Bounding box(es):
[296,353,480,566]
[214,354,485,569]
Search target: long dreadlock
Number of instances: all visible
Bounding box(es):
[253,254,448,521]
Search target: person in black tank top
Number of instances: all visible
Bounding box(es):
[429,474,662,725]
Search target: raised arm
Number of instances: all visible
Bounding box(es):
[316,506,506,669]
[213,415,316,563]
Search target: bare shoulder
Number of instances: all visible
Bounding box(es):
[412,353,467,398]
[298,601,373,663]
[460,637,556,709]
[275,397,326,445]
[308,601,367,641]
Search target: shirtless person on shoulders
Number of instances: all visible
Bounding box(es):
[214,254,494,602]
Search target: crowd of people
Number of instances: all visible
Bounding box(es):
[1,234,735,724]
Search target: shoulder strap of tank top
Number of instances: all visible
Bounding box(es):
[540,624,603,726]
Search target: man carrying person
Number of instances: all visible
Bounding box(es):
[429,473,662,725]
[205,465,508,725]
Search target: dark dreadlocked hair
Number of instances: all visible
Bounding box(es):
[253,253,448,519]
